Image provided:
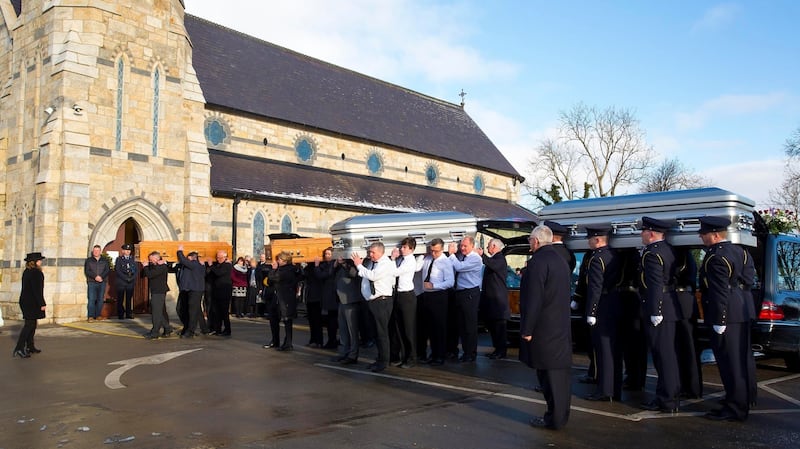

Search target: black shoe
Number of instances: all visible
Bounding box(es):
[219,331,231,337]
[458,355,476,362]
[578,375,597,384]
[390,360,403,367]
[371,363,386,373]
[528,417,555,429]
[333,355,348,362]
[445,352,458,360]
[27,347,42,354]
[584,393,613,402]
[400,362,416,369]
[162,330,174,338]
[340,357,358,365]
[429,358,444,366]
[419,356,432,364]
[277,345,293,351]
[13,349,31,359]
[639,400,677,413]
[126,315,133,319]
[485,351,498,358]
[180,333,194,339]
[704,409,742,422]
[533,385,544,393]
[263,342,276,349]
[323,341,339,349]
[144,334,159,340]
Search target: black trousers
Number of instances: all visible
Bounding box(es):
[710,322,752,420]
[338,302,362,360]
[676,318,703,397]
[454,287,480,358]
[621,296,647,389]
[644,319,680,409]
[486,318,508,356]
[15,319,38,352]
[368,297,394,364]
[446,290,459,355]
[419,290,448,360]
[185,290,208,335]
[394,290,418,363]
[591,311,622,398]
[267,299,281,345]
[537,367,572,429]
[149,292,172,336]
[176,290,189,331]
[117,284,134,318]
[324,307,339,346]
[306,301,324,345]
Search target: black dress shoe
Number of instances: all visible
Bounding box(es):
[340,357,358,365]
[400,362,416,369]
[390,360,403,367]
[584,393,613,402]
[704,409,742,422]
[533,385,544,393]
[640,400,676,413]
[219,331,231,336]
[323,341,339,349]
[277,345,293,351]
[458,355,476,362]
[578,375,597,384]
[144,334,159,340]
[180,333,194,339]
[528,417,555,429]
[429,358,444,366]
[162,330,174,338]
[13,349,31,359]
[371,363,386,373]
[28,347,42,354]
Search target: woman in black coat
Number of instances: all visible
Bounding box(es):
[267,251,299,351]
[14,252,47,358]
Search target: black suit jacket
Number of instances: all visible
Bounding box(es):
[519,245,572,369]
[700,241,756,325]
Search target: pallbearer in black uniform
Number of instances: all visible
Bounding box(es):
[584,227,623,402]
[638,217,680,413]
[699,216,756,421]
[674,247,703,399]
[520,225,572,430]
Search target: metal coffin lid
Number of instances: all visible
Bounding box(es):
[330,211,477,258]
[537,188,757,251]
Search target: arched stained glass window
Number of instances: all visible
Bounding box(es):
[253,212,265,257]
[152,67,160,156]
[281,215,293,234]
[115,58,124,151]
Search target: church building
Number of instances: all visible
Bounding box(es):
[0,0,533,322]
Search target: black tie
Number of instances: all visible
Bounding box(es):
[424,257,434,283]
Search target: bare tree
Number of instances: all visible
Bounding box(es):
[526,103,655,204]
[639,158,710,192]
[769,125,800,212]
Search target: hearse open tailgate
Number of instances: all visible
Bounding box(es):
[536,187,757,251]
[330,211,477,259]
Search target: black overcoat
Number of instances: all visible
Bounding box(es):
[480,251,510,321]
[19,268,46,320]
[518,245,572,369]
[268,264,299,319]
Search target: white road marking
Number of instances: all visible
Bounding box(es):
[316,363,800,422]
[105,349,202,389]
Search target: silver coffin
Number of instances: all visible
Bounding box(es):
[536,187,757,251]
[330,211,477,259]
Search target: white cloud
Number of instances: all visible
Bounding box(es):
[692,3,742,32]
[700,158,785,208]
[186,0,518,86]
[675,92,788,130]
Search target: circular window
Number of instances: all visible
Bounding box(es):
[295,138,314,162]
[204,118,229,147]
[473,175,485,193]
[424,163,439,185]
[366,151,383,174]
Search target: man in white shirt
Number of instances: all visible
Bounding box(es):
[391,237,419,368]
[417,238,454,366]
[448,236,484,362]
[353,242,395,373]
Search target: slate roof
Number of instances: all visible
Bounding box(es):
[209,150,536,222]
[185,14,522,179]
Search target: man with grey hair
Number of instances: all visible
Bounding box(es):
[448,236,483,362]
[478,238,511,359]
[353,242,395,373]
[520,224,572,430]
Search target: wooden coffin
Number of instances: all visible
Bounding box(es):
[134,241,232,264]
[264,237,333,264]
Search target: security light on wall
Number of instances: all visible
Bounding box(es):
[72,104,83,114]
[44,106,55,116]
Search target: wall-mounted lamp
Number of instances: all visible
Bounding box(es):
[44,106,55,116]
[263,137,269,146]
[72,104,83,115]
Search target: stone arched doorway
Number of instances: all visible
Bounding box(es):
[88,197,177,317]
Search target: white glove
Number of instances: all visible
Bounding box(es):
[713,325,726,335]
[650,315,663,327]
[587,316,597,326]
[570,300,578,311]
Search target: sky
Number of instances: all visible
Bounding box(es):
[185,0,799,210]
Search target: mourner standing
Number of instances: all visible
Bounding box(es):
[478,238,510,359]
[699,216,756,421]
[176,247,209,338]
[115,243,137,319]
[14,252,47,358]
[638,217,680,413]
[520,225,572,430]
[447,236,483,362]
[675,247,703,399]
[84,244,110,322]
[416,238,454,366]
[142,251,174,340]
[267,251,300,351]
[391,237,420,368]
[584,227,624,402]
[208,251,233,336]
[333,257,363,364]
